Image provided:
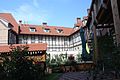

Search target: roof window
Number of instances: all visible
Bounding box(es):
[74,26,79,30]
[29,27,36,32]
[44,28,50,33]
[56,29,63,33]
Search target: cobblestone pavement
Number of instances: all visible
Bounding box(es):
[58,71,117,80]
[59,71,90,80]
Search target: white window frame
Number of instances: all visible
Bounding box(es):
[29,28,36,32]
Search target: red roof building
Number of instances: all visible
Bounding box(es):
[0,13,86,62]
[0,43,47,53]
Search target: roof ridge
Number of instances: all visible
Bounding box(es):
[21,24,73,29]
[0,13,11,14]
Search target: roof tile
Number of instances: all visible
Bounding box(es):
[0,13,19,33]
[0,43,47,53]
[20,24,73,36]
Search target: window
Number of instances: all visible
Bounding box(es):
[52,37,56,46]
[64,37,68,45]
[23,36,28,44]
[29,28,36,32]
[38,36,42,43]
[35,36,38,43]
[31,36,35,43]
[74,26,79,30]
[44,28,50,33]
[56,29,63,33]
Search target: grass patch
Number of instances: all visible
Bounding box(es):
[45,73,62,80]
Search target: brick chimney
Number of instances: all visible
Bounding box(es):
[42,22,47,26]
[19,20,22,26]
[18,20,22,34]
[76,18,81,24]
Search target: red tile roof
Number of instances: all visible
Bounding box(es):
[70,27,81,35]
[0,13,84,36]
[20,24,73,36]
[0,13,19,33]
[0,43,47,53]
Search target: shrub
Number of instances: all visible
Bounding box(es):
[0,46,45,80]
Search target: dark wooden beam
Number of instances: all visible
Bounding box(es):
[111,0,120,46]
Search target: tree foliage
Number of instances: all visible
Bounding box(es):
[0,46,45,80]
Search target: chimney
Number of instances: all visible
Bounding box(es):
[18,20,22,34]
[42,22,47,26]
[19,20,22,24]
[76,18,81,24]
[19,20,22,26]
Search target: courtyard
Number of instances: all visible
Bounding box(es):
[0,0,120,80]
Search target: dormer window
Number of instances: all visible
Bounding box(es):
[74,26,79,30]
[44,28,50,33]
[56,29,63,33]
[73,25,79,30]
[29,27,36,32]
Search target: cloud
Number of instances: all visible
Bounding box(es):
[2,3,50,25]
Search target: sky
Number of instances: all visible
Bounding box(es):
[0,0,91,27]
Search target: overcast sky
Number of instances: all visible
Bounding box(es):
[0,0,91,27]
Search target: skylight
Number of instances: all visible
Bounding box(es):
[56,29,63,33]
[29,27,36,32]
[74,26,79,30]
[44,28,50,33]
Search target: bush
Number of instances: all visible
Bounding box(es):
[0,46,45,80]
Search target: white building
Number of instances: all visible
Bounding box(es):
[0,13,87,61]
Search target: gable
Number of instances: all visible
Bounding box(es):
[0,19,9,30]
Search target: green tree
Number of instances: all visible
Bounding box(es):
[1,46,45,80]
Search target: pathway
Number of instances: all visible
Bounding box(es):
[58,71,116,80]
[59,71,90,80]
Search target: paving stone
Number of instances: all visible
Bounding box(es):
[59,71,89,80]
[59,71,120,80]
